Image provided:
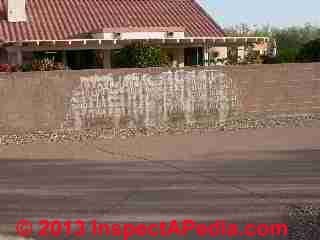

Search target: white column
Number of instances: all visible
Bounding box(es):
[204,44,209,66]
[238,46,245,61]
[177,48,185,68]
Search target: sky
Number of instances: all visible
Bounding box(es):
[199,0,320,28]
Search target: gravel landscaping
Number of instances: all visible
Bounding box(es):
[1,112,320,145]
[287,205,320,240]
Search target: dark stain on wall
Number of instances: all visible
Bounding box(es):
[0,63,319,134]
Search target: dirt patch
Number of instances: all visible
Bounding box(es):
[0,234,34,240]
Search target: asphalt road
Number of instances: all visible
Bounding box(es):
[1,127,320,240]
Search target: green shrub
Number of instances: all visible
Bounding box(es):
[20,63,32,72]
[111,43,165,68]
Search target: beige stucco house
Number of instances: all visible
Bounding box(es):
[0,0,269,70]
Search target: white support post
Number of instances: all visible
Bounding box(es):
[237,46,245,62]
[177,48,184,68]
[204,44,209,66]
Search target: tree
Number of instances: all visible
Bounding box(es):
[270,24,320,63]
[225,23,320,63]
[296,39,320,62]
[224,23,253,37]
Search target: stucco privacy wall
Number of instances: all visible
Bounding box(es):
[0,63,320,134]
[226,63,320,114]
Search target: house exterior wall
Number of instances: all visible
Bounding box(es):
[0,47,30,66]
[6,46,23,65]
[22,51,33,65]
[0,49,9,64]
[253,42,268,55]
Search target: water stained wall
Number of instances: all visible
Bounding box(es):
[1,63,320,135]
[63,69,240,130]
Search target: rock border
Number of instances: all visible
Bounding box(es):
[286,205,320,240]
[1,112,320,145]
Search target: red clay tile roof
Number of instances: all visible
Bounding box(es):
[0,0,225,42]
